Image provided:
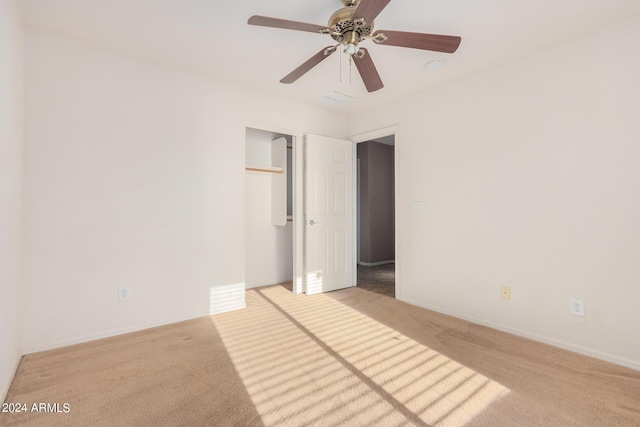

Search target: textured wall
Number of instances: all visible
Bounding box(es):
[21,29,347,353]
[0,0,24,402]
[348,17,640,369]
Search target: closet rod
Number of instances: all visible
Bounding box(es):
[245,166,283,174]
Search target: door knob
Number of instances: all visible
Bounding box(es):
[308,219,319,225]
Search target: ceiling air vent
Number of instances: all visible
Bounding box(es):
[317,91,354,105]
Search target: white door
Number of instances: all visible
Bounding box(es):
[304,134,354,295]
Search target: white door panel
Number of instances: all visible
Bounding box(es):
[305,134,353,295]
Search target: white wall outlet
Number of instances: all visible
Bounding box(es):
[570,299,584,316]
[500,286,511,300]
[118,286,130,302]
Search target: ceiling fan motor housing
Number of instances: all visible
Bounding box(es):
[328,5,374,45]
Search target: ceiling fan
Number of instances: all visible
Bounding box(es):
[248,0,461,93]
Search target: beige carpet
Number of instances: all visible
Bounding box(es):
[2,285,639,426]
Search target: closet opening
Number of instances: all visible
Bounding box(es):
[245,127,294,291]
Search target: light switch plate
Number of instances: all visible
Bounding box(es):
[410,201,425,214]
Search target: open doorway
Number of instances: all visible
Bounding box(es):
[356,135,395,297]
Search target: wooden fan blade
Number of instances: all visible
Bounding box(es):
[280,47,336,84]
[375,30,461,53]
[352,0,391,25]
[248,15,326,34]
[353,48,384,92]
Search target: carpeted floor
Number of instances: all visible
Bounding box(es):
[2,284,640,426]
[357,263,395,298]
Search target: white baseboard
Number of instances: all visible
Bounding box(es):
[399,296,640,372]
[21,305,246,356]
[22,314,201,355]
[1,350,22,403]
[358,260,395,267]
[23,284,247,355]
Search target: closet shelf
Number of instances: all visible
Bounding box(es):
[245,165,284,174]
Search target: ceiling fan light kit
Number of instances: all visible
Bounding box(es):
[248,0,461,93]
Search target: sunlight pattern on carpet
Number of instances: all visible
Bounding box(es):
[212,286,510,426]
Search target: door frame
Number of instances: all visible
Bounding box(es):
[350,126,400,299]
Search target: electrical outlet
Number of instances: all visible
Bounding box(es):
[500,286,511,300]
[118,286,130,302]
[570,299,584,316]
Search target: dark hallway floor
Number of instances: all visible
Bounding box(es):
[280,263,395,297]
[357,263,395,298]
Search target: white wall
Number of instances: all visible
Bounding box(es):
[244,172,294,288]
[245,129,293,288]
[348,17,640,370]
[0,0,24,401]
[22,29,347,353]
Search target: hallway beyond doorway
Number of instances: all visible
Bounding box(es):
[357,264,395,298]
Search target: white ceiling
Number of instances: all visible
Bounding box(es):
[18,0,640,114]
